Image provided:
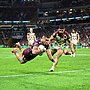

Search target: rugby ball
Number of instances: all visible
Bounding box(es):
[39,45,46,51]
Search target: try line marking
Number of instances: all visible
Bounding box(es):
[0,69,90,78]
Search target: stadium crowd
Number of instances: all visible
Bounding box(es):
[34,23,90,47]
[0,23,90,47]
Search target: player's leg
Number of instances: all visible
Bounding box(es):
[50,49,63,72]
[16,42,24,53]
[51,49,57,56]
[69,42,75,57]
[64,48,72,55]
[73,44,76,53]
[12,48,26,64]
[46,49,55,62]
[73,44,76,57]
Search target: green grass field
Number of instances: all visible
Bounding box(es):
[0,48,90,90]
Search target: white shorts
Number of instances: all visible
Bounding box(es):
[50,42,65,50]
[28,40,34,45]
[71,40,78,45]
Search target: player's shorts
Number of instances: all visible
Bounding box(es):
[71,40,78,45]
[28,40,35,46]
[22,48,37,61]
[43,44,50,50]
[50,42,65,50]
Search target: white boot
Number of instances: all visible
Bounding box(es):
[50,66,54,72]
[73,53,75,57]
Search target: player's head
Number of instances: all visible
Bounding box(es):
[58,28,65,34]
[58,25,65,33]
[41,36,47,43]
[72,29,76,33]
[41,36,49,44]
[29,28,33,33]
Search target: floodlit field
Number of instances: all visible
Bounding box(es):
[0,48,90,90]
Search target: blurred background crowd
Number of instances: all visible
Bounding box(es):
[0,0,90,47]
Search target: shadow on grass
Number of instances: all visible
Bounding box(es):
[14,69,61,76]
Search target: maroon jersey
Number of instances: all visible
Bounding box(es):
[22,48,38,61]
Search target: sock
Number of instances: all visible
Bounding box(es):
[51,59,55,62]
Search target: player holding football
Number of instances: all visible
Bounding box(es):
[70,29,80,57]
[12,42,44,64]
[12,37,55,64]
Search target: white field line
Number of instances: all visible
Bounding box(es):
[0,69,90,78]
[49,69,90,74]
[62,54,90,56]
[76,54,90,56]
[0,73,33,78]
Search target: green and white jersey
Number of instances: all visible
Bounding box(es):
[50,31,70,50]
[27,33,36,41]
[71,32,79,45]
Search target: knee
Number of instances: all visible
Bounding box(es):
[20,61,27,64]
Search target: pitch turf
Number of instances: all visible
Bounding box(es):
[0,48,90,90]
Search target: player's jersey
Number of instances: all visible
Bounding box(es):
[71,33,78,41]
[71,32,79,45]
[22,39,50,61]
[22,48,38,61]
[27,33,36,41]
[50,31,70,50]
[33,39,42,47]
[53,31,70,45]
[27,33,36,45]
[22,39,43,61]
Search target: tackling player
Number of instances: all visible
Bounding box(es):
[47,26,73,72]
